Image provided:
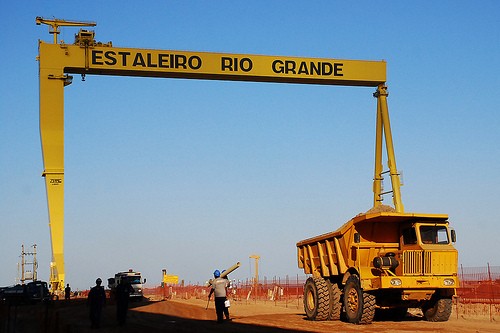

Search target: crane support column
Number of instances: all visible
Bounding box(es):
[36,17,96,294]
[373,85,404,212]
[39,47,67,293]
[373,91,384,207]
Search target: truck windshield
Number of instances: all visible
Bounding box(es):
[122,276,142,284]
[420,225,449,244]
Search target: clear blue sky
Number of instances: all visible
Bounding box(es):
[1,1,499,290]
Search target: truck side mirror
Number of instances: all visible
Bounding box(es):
[451,229,456,243]
[143,278,147,284]
[354,233,361,243]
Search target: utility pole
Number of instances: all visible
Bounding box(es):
[19,244,38,284]
[249,254,260,297]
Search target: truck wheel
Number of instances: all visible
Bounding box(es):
[304,277,330,321]
[343,275,376,324]
[326,280,342,320]
[423,297,452,322]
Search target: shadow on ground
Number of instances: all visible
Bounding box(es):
[1,298,311,333]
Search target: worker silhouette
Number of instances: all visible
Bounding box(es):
[65,283,71,300]
[208,269,231,323]
[115,280,135,325]
[88,278,106,329]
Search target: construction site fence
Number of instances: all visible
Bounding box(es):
[144,275,307,309]
[454,264,500,320]
[143,265,500,320]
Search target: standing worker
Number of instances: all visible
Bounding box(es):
[208,269,231,323]
[65,283,71,300]
[115,280,135,326]
[88,278,106,329]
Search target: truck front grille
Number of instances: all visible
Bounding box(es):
[403,250,456,276]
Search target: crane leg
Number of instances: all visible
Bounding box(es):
[40,67,66,293]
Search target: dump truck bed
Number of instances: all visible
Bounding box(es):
[297,211,452,278]
[297,211,448,247]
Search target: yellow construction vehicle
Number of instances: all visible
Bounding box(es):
[297,209,457,324]
[296,77,458,324]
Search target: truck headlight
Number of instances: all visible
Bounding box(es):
[443,279,455,286]
[390,278,402,286]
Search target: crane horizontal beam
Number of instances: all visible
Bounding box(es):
[40,42,386,86]
[36,16,96,28]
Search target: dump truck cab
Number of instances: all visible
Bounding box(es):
[355,212,458,297]
[297,209,458,324]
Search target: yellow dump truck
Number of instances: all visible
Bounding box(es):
[297,207,458,324]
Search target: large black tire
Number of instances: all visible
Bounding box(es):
[303,277,330,321]
[422,297,452,322]
[343,275,376,324]
[326,280,342,321]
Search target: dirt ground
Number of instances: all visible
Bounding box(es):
[2,297,499,332]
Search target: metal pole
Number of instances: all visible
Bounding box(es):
[375,85,404,212]
[285,275,288,308]
[487,263,493,321]
[373,90,384,207]
[458,264,464,319]
[21,244,25,284]
[295,274,300,309]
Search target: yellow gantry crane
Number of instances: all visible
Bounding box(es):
[36,17,402,293]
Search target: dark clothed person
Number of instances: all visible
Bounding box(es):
[115,281,135,325]
[65,284,71,300]
[88,278,106,329]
